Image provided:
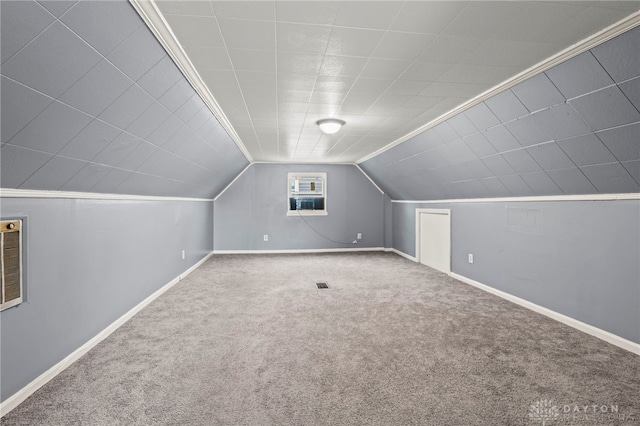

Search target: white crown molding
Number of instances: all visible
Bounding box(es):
[0,252,214,417]
[354,164,384,195]
[356,11,640,164]
[213,163,385,201]
[251,161,353,165]
[391,193,640,204]
[212,163,253,201]
[0,188,214,202]
[128,0,253,163]
[450,273,640,355]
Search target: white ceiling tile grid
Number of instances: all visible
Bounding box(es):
[0,0,249,198]
[3,0,640,200]
[154,0,640,163]
[359,23,640,200]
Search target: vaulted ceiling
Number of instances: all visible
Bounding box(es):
[148,0,640,162]
[360,23,640,200]
[1,0,639,200]
[1,0,249,198]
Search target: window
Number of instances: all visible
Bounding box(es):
[287,172,327,216]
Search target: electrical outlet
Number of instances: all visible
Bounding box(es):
[182,250,185,260]
[264,235,268,241]
[468,253,473,264]
[357,233,362,240]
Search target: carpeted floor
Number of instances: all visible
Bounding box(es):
[2,252,639,425]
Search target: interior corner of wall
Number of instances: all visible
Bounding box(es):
[353,164,384,195]
[213,163,253,201]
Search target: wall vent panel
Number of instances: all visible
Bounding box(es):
[1,220,23,311]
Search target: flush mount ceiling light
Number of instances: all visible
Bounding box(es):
[316,118,345,135]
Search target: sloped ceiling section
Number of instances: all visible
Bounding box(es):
[360,25,640,200]
[153,0,638,163]
[0,0,249,199]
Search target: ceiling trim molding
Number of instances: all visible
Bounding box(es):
[212,162,385,200]
[390,193,640,204]
[128,0,253,163]
[0,188,214,202]
[354,164,384,195]
[356,10,640,165]
[251,161,353,165]
[213,163,253,201]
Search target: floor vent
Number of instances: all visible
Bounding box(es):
[316,282,329,289]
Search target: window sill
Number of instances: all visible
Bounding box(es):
[287,210,328,216]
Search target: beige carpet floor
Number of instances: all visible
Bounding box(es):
[2,252,638,425]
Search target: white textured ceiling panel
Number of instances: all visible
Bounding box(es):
[152,0,640,163]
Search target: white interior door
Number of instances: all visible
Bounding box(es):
[418,210,451,274]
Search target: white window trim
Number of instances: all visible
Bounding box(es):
[286,172,328,216]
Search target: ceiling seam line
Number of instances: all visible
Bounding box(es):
[355,10,640,165]
[128,0,254,163]
[213,14,265,158]
[323,8,406,159]
[289,5,343,160]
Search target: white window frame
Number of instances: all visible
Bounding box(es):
[286,172,327,216]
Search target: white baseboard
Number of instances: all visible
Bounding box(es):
[213,247,385,254]
[0,252,214,418]
[215,247,418,262]
[5,253,634,418]
[384,248,418,262]
[450,272,640,356]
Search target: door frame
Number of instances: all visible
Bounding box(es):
[415,208,451,274]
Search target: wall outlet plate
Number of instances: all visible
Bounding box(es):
[264,235,268,241]
[468,253,474,264]
[357,233,362,239]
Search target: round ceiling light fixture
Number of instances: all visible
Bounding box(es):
[316,118,345,135]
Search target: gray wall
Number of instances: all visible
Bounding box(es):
[358,20,640,347]
[383,194,393,248]
[214,164,384,250]
[391,200,640,344]
[360,25,640,200]
[0,197,213,401]
[1,0,248,198]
